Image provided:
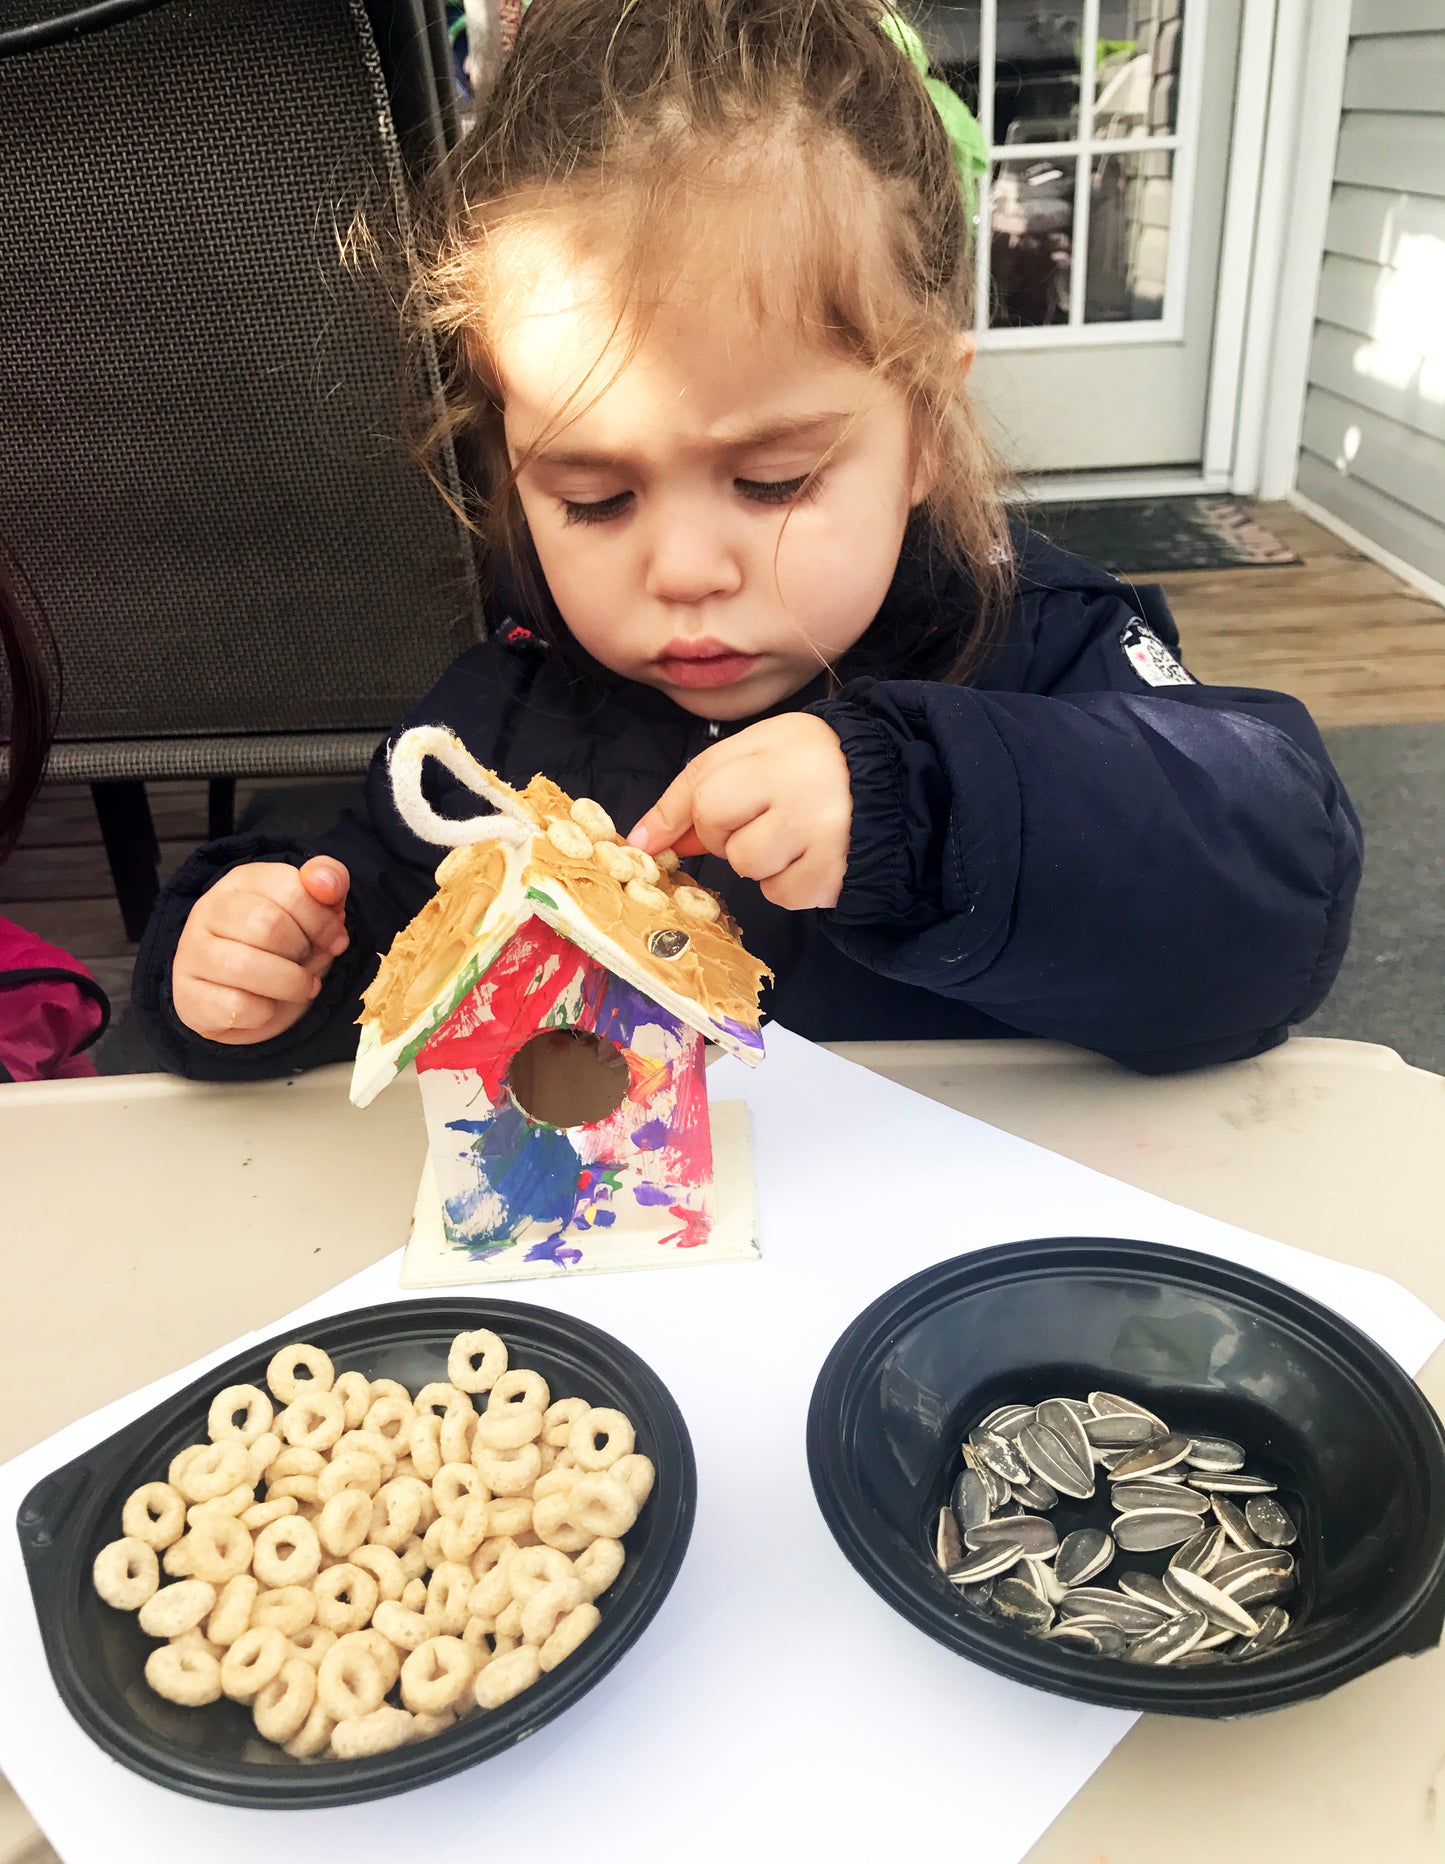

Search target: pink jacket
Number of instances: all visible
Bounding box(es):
[0,917,108,1080]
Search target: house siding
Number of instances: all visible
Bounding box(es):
[1297,2,1445,586]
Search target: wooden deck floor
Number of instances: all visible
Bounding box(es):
[2,498,1443,1013]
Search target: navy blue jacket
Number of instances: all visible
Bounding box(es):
[132,525,1360,1076]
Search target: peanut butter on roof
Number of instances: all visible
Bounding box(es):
[360,763,770,1048]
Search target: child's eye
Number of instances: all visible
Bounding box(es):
[560,492,633,526]
[736,475,815,506]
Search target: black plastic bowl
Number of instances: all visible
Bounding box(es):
[17,1299,694,1807]
[807,1237,1445,1717]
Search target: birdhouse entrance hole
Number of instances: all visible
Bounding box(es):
[506,1028,630,1129]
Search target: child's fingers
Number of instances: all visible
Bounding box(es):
[632,759,770,859]
[172,979,289,1041]
[211,866,348,957]
[719,814,806,885]
[189,936,323,1006]
[759,846,848,913]
[298,856,350,909]
[201,890,314,966]
[627,776,698,857]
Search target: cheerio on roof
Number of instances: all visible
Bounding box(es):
[350,727,770,1108]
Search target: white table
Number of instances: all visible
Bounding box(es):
[3,1036,1444,1863]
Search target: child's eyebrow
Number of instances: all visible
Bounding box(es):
[530,412,849,471]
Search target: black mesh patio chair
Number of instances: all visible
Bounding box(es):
[0,0,482,937]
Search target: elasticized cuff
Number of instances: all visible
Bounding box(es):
[807,699,914,924]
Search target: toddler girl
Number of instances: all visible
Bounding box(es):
[138,0,1359,1076]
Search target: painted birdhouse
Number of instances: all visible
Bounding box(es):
[351,727,769,1279]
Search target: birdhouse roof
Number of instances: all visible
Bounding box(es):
[350,735,770,1108]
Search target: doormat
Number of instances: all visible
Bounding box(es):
[1033,498,1302,574]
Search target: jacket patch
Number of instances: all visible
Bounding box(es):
[1121,619,1194,688]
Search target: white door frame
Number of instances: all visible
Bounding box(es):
[1020,0,1354,505]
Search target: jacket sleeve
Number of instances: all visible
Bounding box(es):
[131,642,523,1080]
[808,582,1362,1074]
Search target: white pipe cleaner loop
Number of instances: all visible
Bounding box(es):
[388,726,537,850]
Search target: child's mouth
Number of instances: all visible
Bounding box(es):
[654,640,761,689]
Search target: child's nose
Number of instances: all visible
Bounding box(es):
[643,503,744,606]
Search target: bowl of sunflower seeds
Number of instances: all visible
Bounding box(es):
[806,1236,1445,1715]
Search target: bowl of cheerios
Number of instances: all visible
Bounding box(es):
[17,1298,694,1806]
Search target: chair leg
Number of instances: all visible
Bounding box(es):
[208,777,237,841]
[91,780,161,943]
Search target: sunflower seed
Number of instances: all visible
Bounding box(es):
[1059,1590,1167,1635]
[985,1463,1015,1510]
[1164,1566,1262,1636]
[1170,1524,1226,1575]
[946,1542,1025,1585]
[980,1403,1035,1439]
[1211,1495,1263,1552]
[1244,1495,1297,1547]
[941,1393,1306,1669]
[1127,1611,1209,1665]
[1232,1605,1291,1658]
[1042,1620,1128,1658]
[970,1429,1031,1485]
[1088,1392,1168,1431]
[1055,1528,1115,1588]
[990,1576,1055,1631]
[1226,1569,1296,1609]
[1211,1549,1289,1588]
[1107,1434,1191,1481]
[951,1467,992,1534]
[1036,1399,1094,1473]
[1185,1436,1246,1472]
[1041,1622,1107,1654]
[1010,1472,1060,1511]
[1018,1421,1095,1500]
[966,1515,1059,1559]
[936,1507,963,1571]
[1025,1555,1070,1605]
[1117,1570,1185,1617]
[1111,1481,1210,1515]
[1112,1508,1200,1552]
[1084,1414,1161,1448]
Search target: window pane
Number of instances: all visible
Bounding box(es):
[996,3,1086,146]
[990,157,1076,327]
[1094,1,1186,140]
[1085,150,1172,322]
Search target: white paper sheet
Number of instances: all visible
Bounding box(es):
[2,1030,1441,1864]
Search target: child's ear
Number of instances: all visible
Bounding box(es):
[908,335,978,505]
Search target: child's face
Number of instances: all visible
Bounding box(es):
[495,240,930,719]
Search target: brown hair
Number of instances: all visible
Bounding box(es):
[0,551,59,866]
[415,0,1014,683]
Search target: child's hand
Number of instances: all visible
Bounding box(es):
[629,716,852,910]
[171,858,351,1044]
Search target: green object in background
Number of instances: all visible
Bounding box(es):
[879,10,989,224]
